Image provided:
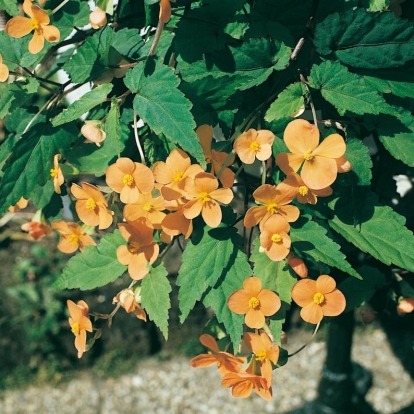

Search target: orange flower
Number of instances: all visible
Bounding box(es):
[21,220,51,239]
[161,198,193,240]
[50,154,64,194]
[5,0,60,54]
[196,124,235,188]
[244,331,279,386]
[291,275,346,324]
[182,172,233,228]
[153,148,203,201]
[221,370,272,401]
[227,277,281,329]
[67,300,93,358]
[190,334,245,375]
[51,220,96,253]
[89,8,107,29]
[397,298,414,315]
[9,197,29,212]
[81,121,106,146]
[283,172,332,205]
[113,288,147,321]
[275,119,346,190]
[106,158,154,204]
[287,253,308,278]
[259,214,291,261]
[123,190,166,229]
[116,218,159,280]
[234,129,275,164]
[71,182,114,230]
[244,182,299,229]
[0,53,9,82]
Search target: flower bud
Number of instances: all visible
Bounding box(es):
[81,121,106,147]
[89,8,107,29]
[397,298,414,315]
[287,255,308,278]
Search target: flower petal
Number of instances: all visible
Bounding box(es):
[323,290,346,317]
[291,279,316,307]
[284,119,319,154]
[316,275,336,294]
[243,276,262,295]
[257,289,281,316]
[313,134,346,159]
[29,30,45,54]
[42,24,60,43]
[300,302,324,324]
[199,334,220,353]
[245,308,265,329]
[227,290,251,314]
[300,156,337,190]
[201,201,222,228]
[275,153,304,175]
[5,17,33,38]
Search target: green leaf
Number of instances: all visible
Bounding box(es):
[0,123,75,215]
[52,230,127,290]
[308,61,391,116]
[314,9,414,69]
[104,99,122,158]
[290,217,361,279]
[344,138,373,186]
[203,248,251,350]
[111,28,144,58]
[54,0,91,39]
[0,0,18,16]
[124,59,205,166]
[177,226,239,323]
[265,83,306,122]
[96,0,114,14]
[329,192,414,272]
[141,264,172,339]
[361,0,390,11]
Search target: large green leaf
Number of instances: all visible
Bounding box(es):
[344,138,373,186]
[53,0,91,39]
[124,59,205,166]
[314,9,414,69]
[329,192,414,272]
[308,61,391,116]
[0,123,75,215]
[203,248,251,350]
[141,264,172,339]
[0,0,18,16]
[290,217,361,279]
[52,84,113,127]
[176,226,239,323]
[52,230,127,290]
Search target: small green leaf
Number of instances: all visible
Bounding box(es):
[124,59,205,166]
[308,61,391,116]
[52,84,113,127]
[96,0,114,14]
[329,192,414,272]
[52,230,127,290]
[141,264,172,339]
[265,83,306,122]
[104,99,122,158]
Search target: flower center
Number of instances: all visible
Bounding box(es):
[198,192,211,203]
[30,19,40,30]
[71,322,80,335]
[313,292,325,305]
[250,141,261,153]
[248,296,260,309]
[129,241,141,254]
[69,234,79,244]
[303,149,315,161]
[85,198,96,210]
[267,203,279,214]
[143,202,153,212]
[50,168,58,178]
[255,350,267,362]
[173,171,185,183]
[123,174,134,186]
[299,185,309,196]
[271,233,282,243]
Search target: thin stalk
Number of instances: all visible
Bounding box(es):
[288,322,320,357]
[52,0,70,14]
[133,111,146,165]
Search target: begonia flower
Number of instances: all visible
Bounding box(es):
[227,277,281,329]
[5,0,60,54]
[50,154,64,194]
[182,172,233,228]
[71,182,114,230]
[153,148,203,200]
[244,331,279,385]
[161,198,193,239]
[244,182,299,229]
[234,129,275,164]
[106,158,154,204]
[117,218,159,280]
[67,299,93,358]
[113,288,147,321]
[51,220,96,253]
[259,214,291,261]
[0,54,9,82]
[291,275,346,324]
[275,119,346,190]
[190,334,245,375]
[21,220,51,239]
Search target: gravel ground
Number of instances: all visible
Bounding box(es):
[0,328,413,414]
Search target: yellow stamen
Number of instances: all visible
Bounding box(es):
[250,141,261,153]
[267,203,279,214]
[30,19,40,30]
[71,322,80,335]
[85,198,96,210]
[123,174,134,186]
[255,350,267,362]
[50,168,58,178]
[129,241,141,254]
[143,202,153,212]
[248,296,260,309]
[313,292,325,305]
[299,185,309,196]
[69,234,79,245]
[271,233,282,243]
[303,149,314,161]
[198,192,211,203]
[173,171,185,183]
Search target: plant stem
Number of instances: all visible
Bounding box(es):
[133,110,146,165]
[288,321,320,357]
